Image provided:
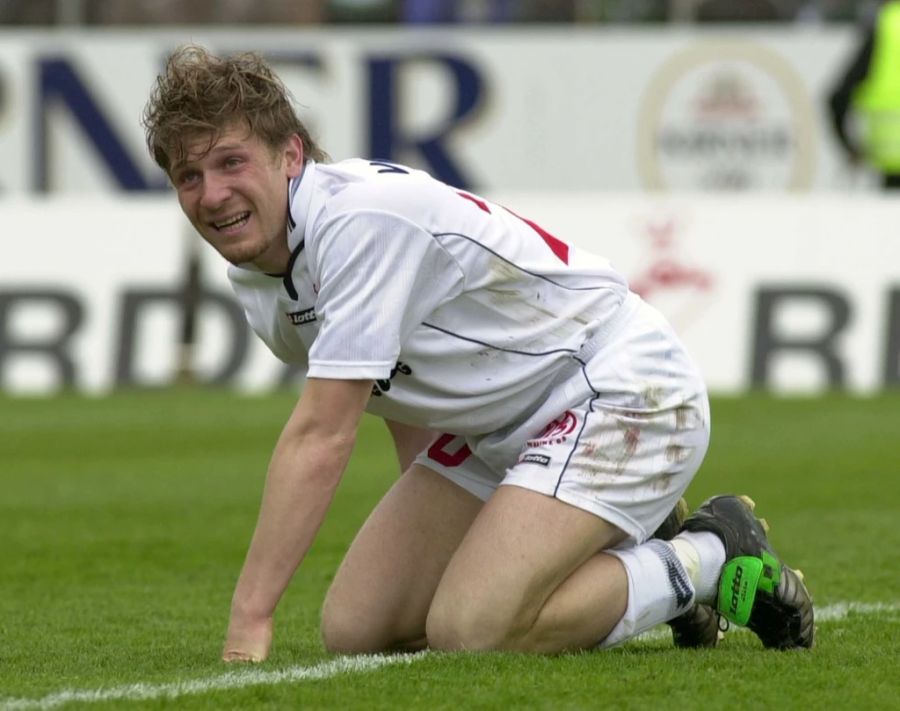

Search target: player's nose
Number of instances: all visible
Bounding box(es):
[199,173,232,209]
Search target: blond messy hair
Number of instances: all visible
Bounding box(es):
[143,44,327,173]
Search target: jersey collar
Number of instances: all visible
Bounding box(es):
[230,160,318,275]
[286,159,317,254]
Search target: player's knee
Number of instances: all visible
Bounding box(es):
[320,610,360,654]
[321,586,427,654]
[320,607,384,654]
[426,594,524,652]
[320,593,389,654]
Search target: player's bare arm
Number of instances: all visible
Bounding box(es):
[223,377,373,663]
[384,419,437,473]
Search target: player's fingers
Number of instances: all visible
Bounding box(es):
[222,613,273,663]
[222,648,266,663]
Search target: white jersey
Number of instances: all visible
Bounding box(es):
[227,159,634,436]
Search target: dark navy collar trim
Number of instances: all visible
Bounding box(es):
[286,169,304,232]
[282,239,306,300]
[287,201,297,232]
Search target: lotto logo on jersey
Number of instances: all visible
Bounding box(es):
[527,411,578,447]
[286,307,316,325]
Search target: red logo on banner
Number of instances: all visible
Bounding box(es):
[527,411,578,447]
[629,217,713,299]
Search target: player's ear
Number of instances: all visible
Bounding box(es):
[284,134,304,177]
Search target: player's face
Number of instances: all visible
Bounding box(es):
[171,124,304,273]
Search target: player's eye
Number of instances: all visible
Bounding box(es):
[224,156,244,169]
[176,170,201,187]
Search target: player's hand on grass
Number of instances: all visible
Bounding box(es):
[222,611,273,663]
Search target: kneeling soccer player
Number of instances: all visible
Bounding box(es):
[142,45,814,660]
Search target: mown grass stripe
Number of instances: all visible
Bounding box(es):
[2,601,896,710]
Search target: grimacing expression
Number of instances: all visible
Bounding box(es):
[171,125,303,273]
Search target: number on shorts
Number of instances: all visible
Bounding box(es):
[427,433,472,467]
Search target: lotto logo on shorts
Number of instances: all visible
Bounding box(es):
[527,411,578,447]
[520,453,551,467]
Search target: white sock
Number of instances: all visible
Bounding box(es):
[669,530,726,605]
[599,540,695,649]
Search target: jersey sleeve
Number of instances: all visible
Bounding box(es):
[306,209,464,379]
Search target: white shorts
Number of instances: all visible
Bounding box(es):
[415,295,710,545]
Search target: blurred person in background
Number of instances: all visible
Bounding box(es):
[694,0,781,22]
[84,0,325,24]
[828,0,900,188]
[142,45,814,663]
[795,0,880,23]
[0,0,57,24]
[325,0,397,23]
[84,0,216,23]
[401,0,574,23]
[591,0,669,23]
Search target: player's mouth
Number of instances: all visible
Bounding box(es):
[211,211,251,233]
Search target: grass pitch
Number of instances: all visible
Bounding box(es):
[1,391,898,709]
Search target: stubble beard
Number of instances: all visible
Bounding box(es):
[204,229,269,268]
[223,231,288,273]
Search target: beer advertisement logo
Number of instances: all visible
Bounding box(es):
[628,212,715,333]
[638,41,816,190]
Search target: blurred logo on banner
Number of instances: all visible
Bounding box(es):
[638,41,816,190]
[628,211,715,333]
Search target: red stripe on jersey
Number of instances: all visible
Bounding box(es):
[504,207,570,265]
[456,191,570,265]
[456,191,491,214]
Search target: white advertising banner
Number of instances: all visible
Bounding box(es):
[0,26,874,195]
[2,193,897,395]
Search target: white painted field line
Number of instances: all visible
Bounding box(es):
[814,601,900,621]
[2,601,898,710]
[0,653,425,711]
